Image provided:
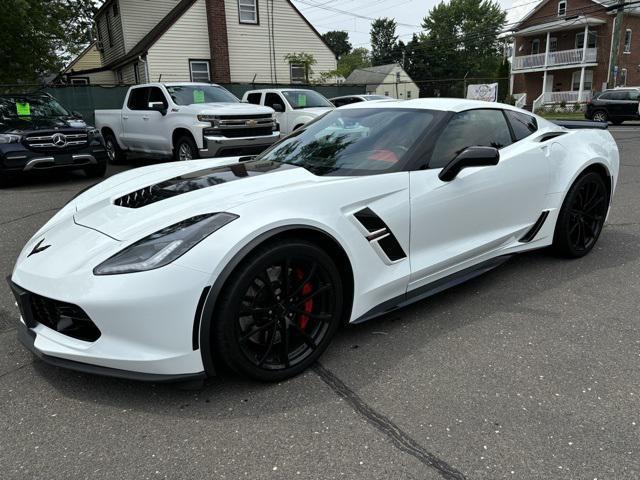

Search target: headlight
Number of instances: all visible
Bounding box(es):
[93,213,238,275]
[197,114,218,124]
[87,128,100,138]
[0,134,21,144]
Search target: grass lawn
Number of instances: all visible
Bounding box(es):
[537,111,587,120]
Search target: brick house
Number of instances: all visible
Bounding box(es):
[510,0,640,110]
[66,0,337,85]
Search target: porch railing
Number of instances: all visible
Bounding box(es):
[512,47,598,71]
[514,93,527,109]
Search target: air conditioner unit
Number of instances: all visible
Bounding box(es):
[96,40,104,51]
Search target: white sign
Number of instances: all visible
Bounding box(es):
[466,83,498,102]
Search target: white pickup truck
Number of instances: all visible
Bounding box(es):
[95,83,280,162]
[242,88,334,135]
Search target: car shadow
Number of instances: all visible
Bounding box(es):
[29,226,639,419]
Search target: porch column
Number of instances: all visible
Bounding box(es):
[510,37,516,95]
[578,23,589,102]
[541,31,551,103]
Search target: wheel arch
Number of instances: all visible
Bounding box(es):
[100,126,126,150]
[198,224,355,376]
[172,127,197,150]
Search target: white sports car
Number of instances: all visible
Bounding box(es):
[9,99,619,383]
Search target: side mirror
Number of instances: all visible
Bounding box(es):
[272,103,285,113]
[438,146,499,182]
[149,102,167,116]
[72,111,83,119]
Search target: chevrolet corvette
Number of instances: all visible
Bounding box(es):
[9,99,619,382]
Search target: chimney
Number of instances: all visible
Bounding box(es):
[205,0,231,83]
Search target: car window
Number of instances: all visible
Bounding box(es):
[127,87,149,110]
[598,92,612,100]
[246,92,262,105]
[430,109,513,169]
[610,91,628,101]
[165,85,238,105]
[505,110,538,141]
[148,87,168,108]
[625,90,640,101]
[264,93,285,111]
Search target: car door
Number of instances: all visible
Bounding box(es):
[408,108,549,289]
[121,86,150,151]
[263,92,289,132]
[142,86,171,153]
[621,90,640,118]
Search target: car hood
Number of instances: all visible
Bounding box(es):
[0,116,87,133]
[71,158,334,241]
[189,103,274,116]
[296,107,333,116]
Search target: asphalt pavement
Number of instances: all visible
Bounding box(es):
[1,126,639,479]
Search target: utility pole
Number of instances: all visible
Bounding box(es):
[608,0,625,88]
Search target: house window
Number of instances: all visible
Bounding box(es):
[238,0,258,24]
[189,60,211,82]
[620,68,628,86]
[70,77,89,85]
[575,31,596,49]
[571,70,593,90]
[116,69,123,84]
[407,90,412,99]
[531,39,540,54]
[549,37,558,52]
[112,1,119,16]
[384,91,389,96]
[624,29,632,53]
[557,0,567,16]
[133,62,139,84]
[290,63,306,84]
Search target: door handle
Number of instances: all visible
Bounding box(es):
[142,116,150,120]
[122,116,129,120]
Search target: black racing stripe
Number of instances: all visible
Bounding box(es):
[114,160,297,209]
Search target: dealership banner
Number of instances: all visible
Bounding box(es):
[466,83,498,102]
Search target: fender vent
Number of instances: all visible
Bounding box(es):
[520,211,549,242]
[354,208,407,262]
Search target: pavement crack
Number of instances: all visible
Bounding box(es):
[313,363,467,480]
[0,362,31,380]
[0,207,61,227]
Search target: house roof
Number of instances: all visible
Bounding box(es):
[512,0,607,31]
[63,42,97,73]
[345,64,402,85]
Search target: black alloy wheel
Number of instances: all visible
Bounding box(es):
[104,132,126,164]
[553,171,608,258]
[214,240,343,381]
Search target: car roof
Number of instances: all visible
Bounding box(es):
[341,97,527,113]
[130,82,224,88]
[329,94,387,101]
[244,88,316,93]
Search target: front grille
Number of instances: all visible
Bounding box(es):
[207,127,274,138]
[28,293,101,342]
[25,132,88,149]
[216,114,273,120]
[204,115,276,139]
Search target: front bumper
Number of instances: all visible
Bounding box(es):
[201,132,280,158]
[1,144,108,173]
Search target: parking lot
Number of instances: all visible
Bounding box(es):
[1,125,639,480]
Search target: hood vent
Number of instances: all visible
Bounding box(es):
[354,207,407,262]
[114,160,294,209]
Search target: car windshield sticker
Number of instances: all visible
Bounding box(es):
[193,90,205,104]
[16,102,31,116]
[298,94,307,107]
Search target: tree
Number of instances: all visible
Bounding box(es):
[0,0,97,84]
[370,18,400,66]
[321,31,352,59]
[336,48,371,78]
[284,52,317,83]
[495,56,511,102]
[406,0,506,97]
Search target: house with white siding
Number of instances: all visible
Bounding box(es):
[345,64,420,100]
[65,0,337,85]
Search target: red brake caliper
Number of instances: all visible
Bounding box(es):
[295,268,313,330]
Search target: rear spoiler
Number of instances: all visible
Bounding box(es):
[551,120,608,130]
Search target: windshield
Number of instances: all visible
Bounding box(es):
[256,108,440,176]
[282,90,333,109]
[0,95,70,118]
[166,85,239,105]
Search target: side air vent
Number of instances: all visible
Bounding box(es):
[354,207,407,262]
[536,132,566,142]
[520,211,550,242]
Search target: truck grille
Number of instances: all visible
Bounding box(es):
[25,132,88,149]
[204,115,276,139]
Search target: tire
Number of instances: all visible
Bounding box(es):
[174,135,199,161]
[591,110,608,123]
[213,239,344,382]
[552,171,609,258]
[103,132,126,164]
[84,161,107,178]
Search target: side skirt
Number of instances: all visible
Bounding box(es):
[352,254,514,324]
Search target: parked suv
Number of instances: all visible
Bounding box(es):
[0,93,107,187]
[585,88,640,124]
[95,83,279,163]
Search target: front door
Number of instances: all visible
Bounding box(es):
[408,108,549,290]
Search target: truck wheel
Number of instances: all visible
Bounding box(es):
[104,132,126,164]
[174,135,200,161]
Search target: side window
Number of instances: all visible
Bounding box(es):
[148,87,168,109]
[599,92,612,100]
[246,92,262,105]
[505,110,538,141]
[627,90,640,101]
[332,98,348,107]
[430,109,513,169]
[264,92,286,111]
[610,91,627,100]
[127,88,149,110]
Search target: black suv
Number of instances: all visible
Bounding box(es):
[585,88,640,124]
[0,93,107,187]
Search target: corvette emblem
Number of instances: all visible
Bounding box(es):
[28,238,51,257]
